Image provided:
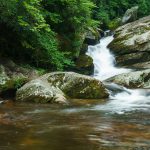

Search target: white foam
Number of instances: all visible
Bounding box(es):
[87,36,131,80]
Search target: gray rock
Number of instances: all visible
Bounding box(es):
[107,69,150,88]
[84,27,101,45]
[122,6,138,24]
[109,16,150,68]
[16,79,67,104]
[16,72,109,104]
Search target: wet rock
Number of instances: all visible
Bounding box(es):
[16,72,109,104]
[75,55,94,75]
[109,16,150,68]
[104,83,126,94]
[130,62,150,69]
[104,30,113,37]
[106,69,150,88]
[122,6,138,24]
[84,27,100,45]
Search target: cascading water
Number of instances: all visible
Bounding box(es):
[86,36,130,80]
[87,35,150,114]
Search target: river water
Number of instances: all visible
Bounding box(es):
[0,36,150,150]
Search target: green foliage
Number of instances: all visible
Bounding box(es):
[92,0,150,29]
[0,0,96,70]
[0,0,17,25]
[138,0,150,16]
[37,68,46,76]
[43,0,96,57]
[14,77,28,89]
[0,77,27,91]
[108,18,121,30]
[17,0,74,70]
[0,0,74,70]
[0,0,150,71]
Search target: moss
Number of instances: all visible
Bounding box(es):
[13,77,28,89]
[37,68,47,76]
[0,77,28,93]
[63,77,108,99]
[108,18,121,30]
[76,55,93,68]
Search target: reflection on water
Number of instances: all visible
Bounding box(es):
[0,101,149,150]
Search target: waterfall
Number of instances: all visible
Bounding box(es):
[87,35,150,114]
[86,36,130,80]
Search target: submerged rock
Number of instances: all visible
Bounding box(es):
[107,69,150,88]
[16,72,109,104]
[109,15,150,68]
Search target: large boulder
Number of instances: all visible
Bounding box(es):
[16,72,109,104]
[109,16,150,69]
[106,69,150,88]
[122,6,139,24]
[16,79,67,104]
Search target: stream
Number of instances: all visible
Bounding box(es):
[0,36,150,150]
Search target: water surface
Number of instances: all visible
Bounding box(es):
[0,100,150,150]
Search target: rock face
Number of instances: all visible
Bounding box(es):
[122,6,138,24]
[84,27,101,45]
[16,72,109,104]
[0,58,39,98]
[75,55,94,75]
[107,69,150,88]
[109,16,150,68]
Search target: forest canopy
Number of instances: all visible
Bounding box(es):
[0,0,150,70]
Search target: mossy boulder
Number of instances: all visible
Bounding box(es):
[109,15,150,68]
[106,69,150,88]
[16,79,67,104]
[75,55,94,75]
[16,72,109,104]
